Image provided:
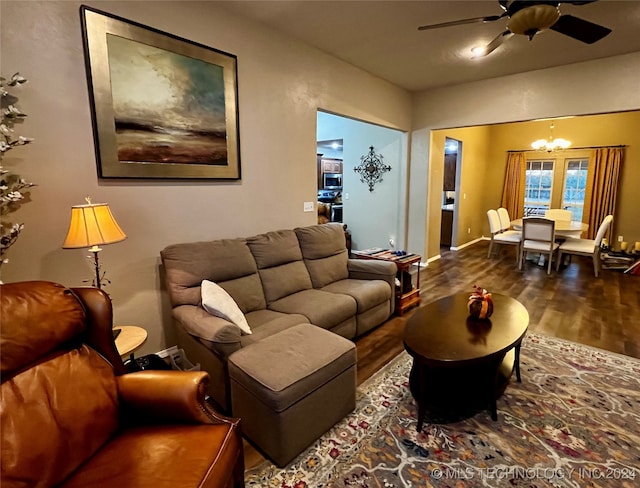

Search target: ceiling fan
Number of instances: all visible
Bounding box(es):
[418,0,612,57]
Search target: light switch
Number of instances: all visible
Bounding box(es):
[303,201,314,212]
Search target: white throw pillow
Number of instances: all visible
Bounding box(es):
[201,280,252,335]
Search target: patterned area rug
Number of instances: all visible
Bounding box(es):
[245,333,640,487]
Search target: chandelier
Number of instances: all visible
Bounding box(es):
[531,123,571,152]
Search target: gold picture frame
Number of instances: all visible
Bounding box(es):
[80,5,241,179]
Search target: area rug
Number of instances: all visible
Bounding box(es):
[245,333,640,487]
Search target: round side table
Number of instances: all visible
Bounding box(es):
[114,325,147,360]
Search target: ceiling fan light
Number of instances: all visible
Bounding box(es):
[507,4,560,36]
[470,45,488,58]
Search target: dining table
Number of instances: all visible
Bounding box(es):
[511,218,588,238]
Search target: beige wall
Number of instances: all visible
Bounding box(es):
[410,53,640,260]
[2,0,639,356]
[0,1,412,355]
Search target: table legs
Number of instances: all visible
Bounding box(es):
[409,344,523,430]
[409,361,429,432]
[515,343,522,382]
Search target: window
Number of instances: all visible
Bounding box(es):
[524,160,554,216]
[562,159,589,221]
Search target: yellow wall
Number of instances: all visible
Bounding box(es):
[428,126,492,255]
[412,53,640,261]
[432,110,640,253]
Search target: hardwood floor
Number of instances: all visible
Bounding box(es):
[362,240,639,384]
[243,240,640,469]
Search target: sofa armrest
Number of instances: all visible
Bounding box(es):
[347,258,397,286]
[173,304,242,345]
[348,259,397,313]
[117,370,239,426]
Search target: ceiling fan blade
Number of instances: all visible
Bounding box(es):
[471,30,514,57]
[550,14,611,44]
[418,13,505,31]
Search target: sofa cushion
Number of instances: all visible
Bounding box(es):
[268,289,356,330]
[247,229,304,268]
[217,273,266,314]
[320,278,391,313]
[201,280,252,335]
[1,347,119,488]
[259,261,313,304]
[305,253,350,289]
[1,282,121,487]
[60,424,238,488]
[247,230,313,304]
[241,310,309,348]
[0,281,86,377]
[295,223,347,259]
[161,239,266,311]
[295,223,350,288]
[228,324,356,412]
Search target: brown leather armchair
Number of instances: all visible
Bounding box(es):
[0,281,245,488]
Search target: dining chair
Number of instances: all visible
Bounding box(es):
[497,207,513,232]
[487,209,521,261]
[544,209,572,221]
[519,217,559,275]
[556,214,613,277]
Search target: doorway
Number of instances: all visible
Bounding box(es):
[316,111,408,251]
[317,139,344,223]
[440,138,461,249]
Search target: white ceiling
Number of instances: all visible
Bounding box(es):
[219,0,640,92]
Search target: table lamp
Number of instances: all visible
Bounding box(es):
[62,197,126,290]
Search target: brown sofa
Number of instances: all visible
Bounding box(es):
[160,223,396,412]
[0,281,245,488]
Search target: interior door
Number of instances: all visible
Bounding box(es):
[440,138,460,248]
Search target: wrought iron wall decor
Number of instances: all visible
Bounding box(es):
[354,146,391,192]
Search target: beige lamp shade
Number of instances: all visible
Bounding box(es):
[63,201,126,249]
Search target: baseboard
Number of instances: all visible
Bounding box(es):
[450,237,485,251]
[426,254,441,264]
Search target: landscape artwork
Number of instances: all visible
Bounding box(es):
[107,35,227,166]
[81,6,240,179]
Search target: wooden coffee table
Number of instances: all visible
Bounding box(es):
[403,293,529,430]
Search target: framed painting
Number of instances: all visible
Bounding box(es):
[80,5,241,179]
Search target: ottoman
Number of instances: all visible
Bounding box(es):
[228,324,357,467]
